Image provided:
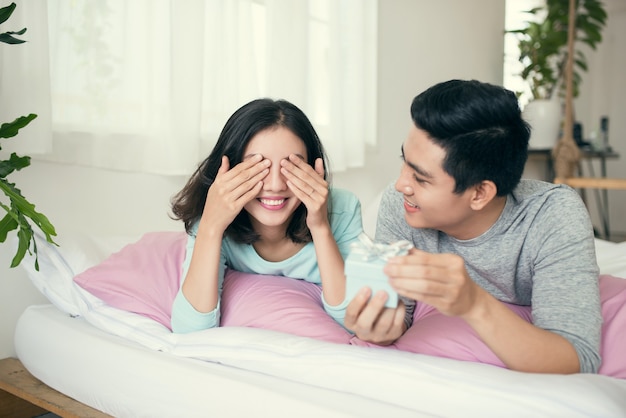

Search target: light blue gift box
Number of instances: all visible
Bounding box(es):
[344,234,412,309]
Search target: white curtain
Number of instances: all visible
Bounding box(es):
[1,0,377,175]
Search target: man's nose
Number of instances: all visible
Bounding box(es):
[395,165,413,193]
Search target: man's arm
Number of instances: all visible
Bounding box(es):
[385,249,581,374]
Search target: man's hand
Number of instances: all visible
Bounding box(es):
[344,288,407,345]
[385,248,482,319]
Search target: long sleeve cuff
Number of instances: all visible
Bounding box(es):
[170,291,220,333]
[322,294,351,330]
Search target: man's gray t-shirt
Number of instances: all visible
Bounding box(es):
[375,179,602,373]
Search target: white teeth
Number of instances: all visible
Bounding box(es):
[406,200,418,208]
[260,198,285,206]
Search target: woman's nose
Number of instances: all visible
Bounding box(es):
[264,163,287,191]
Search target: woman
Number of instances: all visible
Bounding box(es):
[170,98,363,333]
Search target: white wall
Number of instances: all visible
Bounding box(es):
[337,0,506,228]
[4,0,623,358]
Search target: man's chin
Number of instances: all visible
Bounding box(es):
[404,213,427,229]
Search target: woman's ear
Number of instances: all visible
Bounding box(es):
[470,180,498,210]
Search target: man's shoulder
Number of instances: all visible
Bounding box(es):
[512,179,579,203]
[509,179,591,227]
[514,178,557,194]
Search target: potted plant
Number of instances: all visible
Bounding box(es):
[1,2,57,270]
[507,0,607,149]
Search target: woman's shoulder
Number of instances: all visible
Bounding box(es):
[329,187,360,209]
[328,188,364,239]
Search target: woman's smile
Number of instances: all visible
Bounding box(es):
[258,196,288,210]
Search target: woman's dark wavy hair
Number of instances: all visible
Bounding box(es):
[171,98,330,244]
[410,79,531,196]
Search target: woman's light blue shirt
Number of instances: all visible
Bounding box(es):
[171,188,363,333]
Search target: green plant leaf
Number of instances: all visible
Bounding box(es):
[0,2,16,25]
[1,2,55,271]
[5,27,26,36]
[0,212,18,242]
[0,32,25,44]
[0,114,37,139]
[0,178,57,240]
[0,3,27,44]
[0,179,57,270]
[0,152,31,178]
[11,220,31,268]
[12,217,41,271]
[507,0,606,100]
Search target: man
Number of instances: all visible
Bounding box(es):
[345,79,601,374]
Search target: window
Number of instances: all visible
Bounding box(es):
[2,0,377,174]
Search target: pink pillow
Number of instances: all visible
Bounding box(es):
[73,231,187,329]
[73,231,352,342]
[383,302,531,367]
[597,275,626,378]
[220,270,352,344]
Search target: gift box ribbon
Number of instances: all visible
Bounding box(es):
[349,233,413,262]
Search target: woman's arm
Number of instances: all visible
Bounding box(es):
[171,155,269,332]
[280,156,357,308]
[170,231,224,333]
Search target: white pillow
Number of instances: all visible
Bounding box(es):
[594,238,626,277]
[17,231,138,316]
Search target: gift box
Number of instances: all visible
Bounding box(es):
[344,234,412,308]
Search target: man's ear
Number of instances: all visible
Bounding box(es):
[470,180,498,210]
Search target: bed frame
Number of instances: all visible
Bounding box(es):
[0,357,110,418]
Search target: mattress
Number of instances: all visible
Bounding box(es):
[16,304,626,417]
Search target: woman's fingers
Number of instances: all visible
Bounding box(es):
[281,155,328,207]
[218,155,230,174]
[215,155,269,195]
[206,155,269,220]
